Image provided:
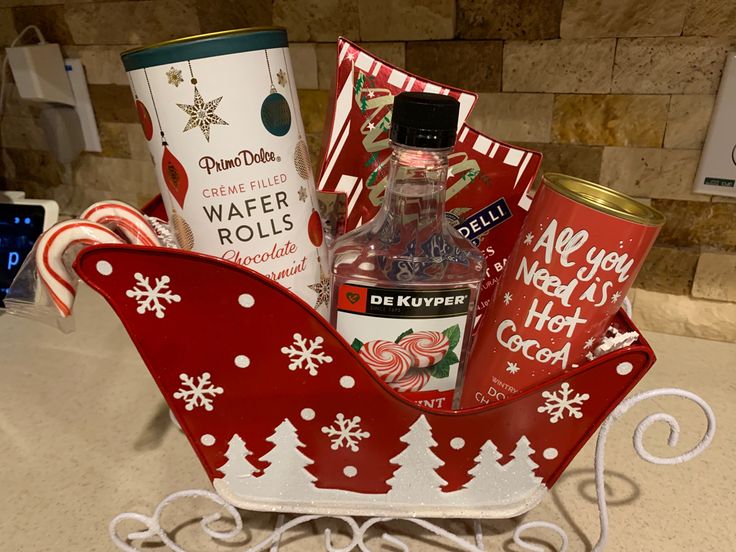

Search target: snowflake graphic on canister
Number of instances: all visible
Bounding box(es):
[538,382,590,424]
[297,186,308,202]
[276,69,287,87]
[126,272,181,318]
[166,66,183,87]
[173,372,223,411]
[177,87,228,142]
[584,337,595,349]
[524,232,534,245]
[610,291,622,303]
[503,291,513,305]
[506,361,520,374]
[281,333,333,376]
[321,413,371,451]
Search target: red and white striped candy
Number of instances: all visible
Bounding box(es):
[36,220,124,317]
[80,200,160,247]
[388,369,431,393]
[398,331,450,368]
[358,340,413,383]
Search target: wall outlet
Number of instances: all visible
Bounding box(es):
[5,43,75,105]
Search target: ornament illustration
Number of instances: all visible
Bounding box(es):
[261,50,291,137]
[143,68,189,209]
[171,209,195,250]
[135,100,154,141]
[294,139,311,180]
[308,267,330,310]
[297,186,308,202]
[308,210,324,247]
[162,145,189,208]
[175,60,228,142]
[166,66,184,87]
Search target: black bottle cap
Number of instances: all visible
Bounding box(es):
[390,92,460,149]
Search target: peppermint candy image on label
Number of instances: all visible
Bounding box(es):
[358,340,413,383]
[398,331,450,368]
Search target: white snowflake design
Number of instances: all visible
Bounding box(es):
[610,291,622,303]
[321,413,371,452]
[523,232,534,245]
[173,372,223,411]
[584,337,595,349]
[281,333,333,376]
[506,361,520,374]
[538,382,590,424]
[503,291,513,305]
[126,272,181,318]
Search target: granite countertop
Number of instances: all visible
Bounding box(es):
[0,287,734,551]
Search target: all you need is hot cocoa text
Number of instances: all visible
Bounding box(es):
[496,219,634,370]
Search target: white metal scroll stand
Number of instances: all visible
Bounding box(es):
[109,303,718,552]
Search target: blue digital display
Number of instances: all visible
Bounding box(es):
[0,203,46,307]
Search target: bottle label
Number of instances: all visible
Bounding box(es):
[335,283,472,410]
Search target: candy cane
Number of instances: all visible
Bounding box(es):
[80,200,160,247]
[36,220,124,317]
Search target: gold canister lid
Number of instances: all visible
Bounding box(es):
[542,173,666,227]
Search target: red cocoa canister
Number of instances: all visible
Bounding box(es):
[460,174,665,407]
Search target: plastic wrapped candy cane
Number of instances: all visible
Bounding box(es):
[80,200,161,247]
[4,219,124,331]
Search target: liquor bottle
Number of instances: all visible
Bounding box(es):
[329,92,486,410]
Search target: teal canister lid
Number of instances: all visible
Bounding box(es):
[121,27,288,71]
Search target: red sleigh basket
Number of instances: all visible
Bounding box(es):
[73,238,656,519]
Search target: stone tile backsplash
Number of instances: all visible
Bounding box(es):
[0,0,734,340]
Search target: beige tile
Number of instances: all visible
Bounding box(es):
[457,0,563,39]
[359,0,454,40]
[633,289,736,342]
[468,93,554,143]
[406,41,502,92]
[652,198,736,249]
[73,155,157,194]
[361,42,405,68]
[63,45,132,86]
[561,0,689,38]
[316,43,338,91]
[196,0,272,33]
[504,39,614,93]
[664,95,715,149]
[126,123,153,162]
[1,116,46,151]
[552,95,668,147]
[289,43,318,90]
[65,0,200,45]
[613,37,736,94]
[274,0,359,42]
[318,42,406,91]
[89,84,137,124]
[683,0,736,36]
[95,122,131,159]
[514,142,603,183]
[297,89,330,134]
[0,8,14,47]
[692,252,736,302]
[633,246,699,295]
[4,148,64,188]
[12,4,74,44]
[600,147,706,202]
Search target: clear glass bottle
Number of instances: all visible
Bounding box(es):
[330,92,486,410]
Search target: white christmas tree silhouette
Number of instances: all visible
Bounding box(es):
[218,434,259,481]
[257,419,316,494]
[463,440,509,497]
[503,436,543,491]
[387,415,447,501]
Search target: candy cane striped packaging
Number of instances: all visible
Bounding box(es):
[121,29,329,316]
[318,39,542,316]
